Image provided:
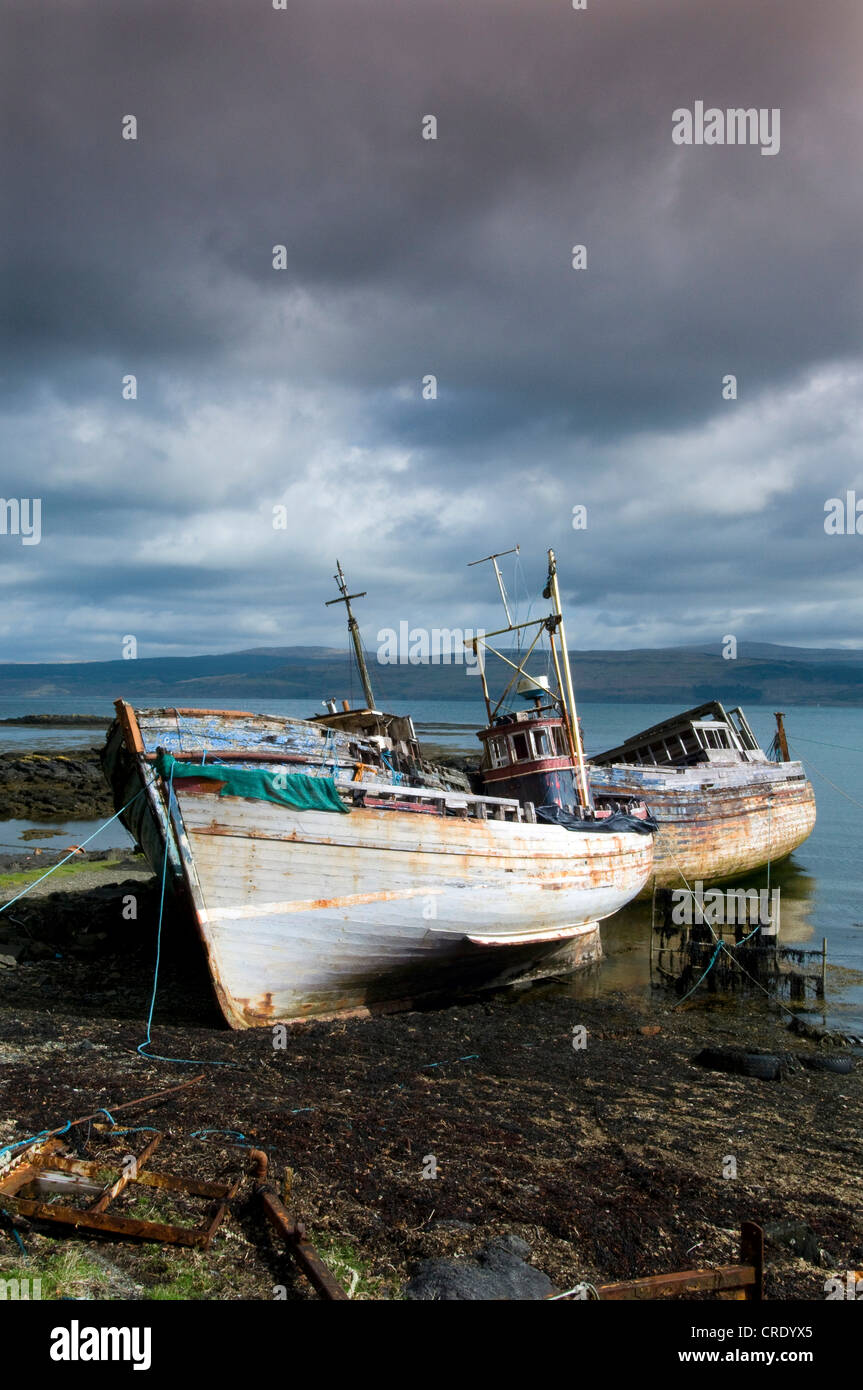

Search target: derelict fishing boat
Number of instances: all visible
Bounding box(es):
[101,554,655,1028]
[588,703,816,892]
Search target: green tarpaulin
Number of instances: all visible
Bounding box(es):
[155,751,349,814]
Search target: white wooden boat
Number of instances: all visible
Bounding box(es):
[102,702,655,1027]
[589,703,816,891]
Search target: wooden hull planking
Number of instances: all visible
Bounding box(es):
[589,761,816,891]
[103,706,655,1027]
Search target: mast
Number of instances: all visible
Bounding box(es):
[468,546,518,627]
[544,549,592,811]
[773,712,790,763]
[325,560,376,711]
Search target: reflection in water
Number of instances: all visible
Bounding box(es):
[533,852,850,1031]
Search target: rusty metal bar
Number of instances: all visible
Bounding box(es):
[3,1196,216,1247]
[1,1140,240,1250]
[596,1264,757,1300]
[88,1133,163,1214]
[740,1220,764,1300]
[589,1223,764,1301]
[249,1150,349,1300]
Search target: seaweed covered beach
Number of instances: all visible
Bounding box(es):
[1,844,860,1302]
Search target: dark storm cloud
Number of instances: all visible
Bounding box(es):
[1,0,862,661]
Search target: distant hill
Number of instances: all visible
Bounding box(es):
[0,641,862,705]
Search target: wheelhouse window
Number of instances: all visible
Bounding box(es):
[531,728,552,759]
[553,726,568,756]
[488,737,509,768]
[510,731,529,761]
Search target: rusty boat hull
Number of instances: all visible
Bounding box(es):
[103,704,655,1027]
[589,760,816,893]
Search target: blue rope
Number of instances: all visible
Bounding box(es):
[190,1128,249,1143]
[136,763,234,1069]
[380,750,403,785]
[0,1209,27,1256]
[104,1126,160,1137]
[0,1120,72,1163]
[422,1054,479,1069]
[0,788,148,915]
[675,922,763,1005]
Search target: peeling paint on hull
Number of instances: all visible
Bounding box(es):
[101,705,655,1028]
[178,790,652,1026]
[589,761,816,892]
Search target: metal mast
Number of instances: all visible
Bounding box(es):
[325,560,376,711]
[467,546,519,627]
[544,549,592,811]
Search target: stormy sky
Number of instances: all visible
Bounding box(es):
[2,0,862,663]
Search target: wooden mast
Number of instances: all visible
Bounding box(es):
[773,712,790,763]
[325,561,376,712]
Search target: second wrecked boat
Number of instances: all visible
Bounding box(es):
[589,703,816,891]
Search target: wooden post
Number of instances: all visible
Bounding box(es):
[740,1221,764,1300]
[773,712,790,762]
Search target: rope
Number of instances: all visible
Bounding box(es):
[0,789,148,915]
[790,741,863,813]
[787,734,863,756]
[136,763,234,1069]
[653,830,796,1011]
[0,1120,72,1164]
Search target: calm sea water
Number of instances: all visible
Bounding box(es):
[2,695,861,1030]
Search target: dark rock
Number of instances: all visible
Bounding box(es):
[764,1220,821,1263]
[0,940,28,968]
[406,1235,556,1300]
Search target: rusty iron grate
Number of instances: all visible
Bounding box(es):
[0,1134,241,1249]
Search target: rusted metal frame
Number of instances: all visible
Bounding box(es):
[596,1265,757,1300]
[3,1153,241,1249]
[198,1172,244,1248]
[2,1197,215,1247]
[591,1223,763,1302]
[119,1169,238,1200]
[89,1133,162,1213]
[249,1151,349,1300]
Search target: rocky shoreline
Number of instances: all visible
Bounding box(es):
[0,747,113,821]
[0,852,860,1301]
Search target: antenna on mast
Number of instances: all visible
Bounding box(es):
[467,546,519,627]
[325,560,376,711]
